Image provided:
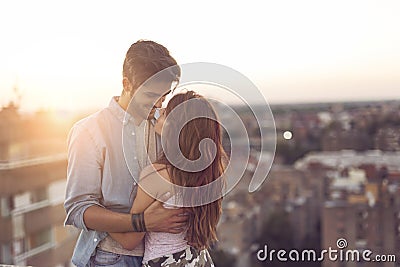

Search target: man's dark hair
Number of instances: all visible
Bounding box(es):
[123,40,180,94]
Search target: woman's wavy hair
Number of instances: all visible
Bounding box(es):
[157,90,226,250]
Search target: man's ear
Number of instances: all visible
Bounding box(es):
[122,77,134,95]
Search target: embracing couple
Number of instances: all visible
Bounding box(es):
[64,40,226,267]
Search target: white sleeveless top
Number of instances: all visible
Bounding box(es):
[142,196,189,263]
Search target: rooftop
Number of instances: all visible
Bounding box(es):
[295,150,400,171]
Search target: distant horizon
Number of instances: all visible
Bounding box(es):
[3,93,399,116]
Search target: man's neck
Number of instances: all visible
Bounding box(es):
[117,94,129,111]
[117,94,146,126]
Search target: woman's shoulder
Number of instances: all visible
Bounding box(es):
[139,164,172,198]
[140,163,170,181]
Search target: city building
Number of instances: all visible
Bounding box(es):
[297,151,400,267]
[0,155,78,266]
[0,102,77,266]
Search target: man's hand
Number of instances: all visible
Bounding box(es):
[143,193,188,233]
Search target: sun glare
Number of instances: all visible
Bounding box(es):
[0,0,399,112]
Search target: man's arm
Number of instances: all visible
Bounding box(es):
[64,124,106,231]
[64,124,134,232]
[108,177,155,250]
[64,124,187,233]
[83,199,187,233]
[109,165,187,249]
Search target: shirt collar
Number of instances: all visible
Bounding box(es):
[108,96,150,126]
[108,96,135,126]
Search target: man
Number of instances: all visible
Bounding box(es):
[64,40,186,267]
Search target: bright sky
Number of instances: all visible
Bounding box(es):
[0,0,399,112]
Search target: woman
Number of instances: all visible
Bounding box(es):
[110,91,226,266]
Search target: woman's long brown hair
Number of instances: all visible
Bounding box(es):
[157,91,226,250]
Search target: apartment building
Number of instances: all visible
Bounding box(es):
[0,155,78,266]
[0,102,77,266]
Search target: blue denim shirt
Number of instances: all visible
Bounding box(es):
[64,97,158,267]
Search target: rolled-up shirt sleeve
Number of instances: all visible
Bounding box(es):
[64,123,105,231]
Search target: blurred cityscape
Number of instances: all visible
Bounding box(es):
[214,100,400,267]
[1,96,400,266]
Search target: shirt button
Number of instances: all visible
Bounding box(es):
[94,238,98,242]
[123,120,128,126]
[133,156,137,160]
[131,131,135,136]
